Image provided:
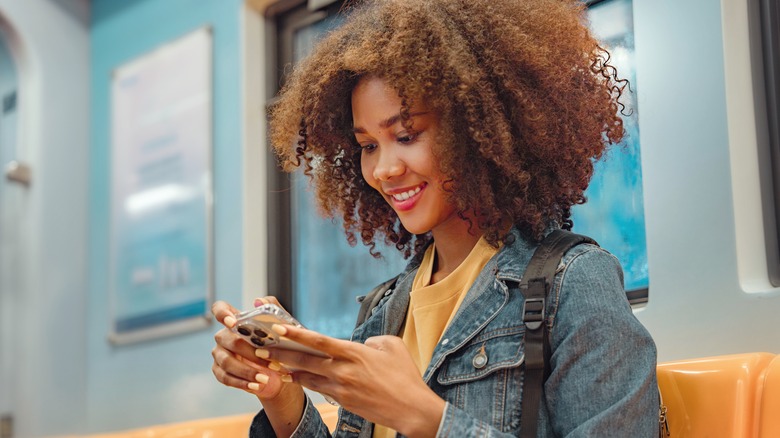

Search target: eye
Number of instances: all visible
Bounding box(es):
[359,142,377,153]
[397,132,417,144]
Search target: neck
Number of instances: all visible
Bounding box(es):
[430,219,482,284]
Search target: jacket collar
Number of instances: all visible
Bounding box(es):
[398,226,545,281]
[353,226,548,339]
[492,226,542,283]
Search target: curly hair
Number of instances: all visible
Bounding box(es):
[269,0,627,258]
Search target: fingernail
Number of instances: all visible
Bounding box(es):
[255,348,269,359]
[224,316,236,328]
[280,375,293,383]
[271,324,288,335]
[255,373,269,384]
[268,362,282,371]
[247,382,260,391]
[254,298,266,307]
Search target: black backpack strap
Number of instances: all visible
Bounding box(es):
[355,275,400,329]
[519,229,597,438]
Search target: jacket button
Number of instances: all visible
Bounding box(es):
[472,345,488,369]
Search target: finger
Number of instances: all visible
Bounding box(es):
[212,362,258,391]
[212,347,292,397]
[270,324,347,358]
[214,364,287,398]
[211,358,279,395]
[213,345,271,384]
[256,346,330,375]
[254,296,285,309]
[236,353,273,372]
[215,328,272,365]
[212,301,240,328]
[265,358,294,375]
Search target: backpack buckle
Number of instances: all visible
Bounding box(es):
[522,297,545,330]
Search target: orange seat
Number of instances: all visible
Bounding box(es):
[79,403,337,437]
[72,356,780,438]
[657,352,774,438]
[81,413,255,438]
[759,355,780,438]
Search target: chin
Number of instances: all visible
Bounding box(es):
[398,221,432,236]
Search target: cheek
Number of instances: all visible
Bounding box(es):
[360,154,377,188]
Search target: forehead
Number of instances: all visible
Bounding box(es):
[351,76,430,125]
[352,77,403,112]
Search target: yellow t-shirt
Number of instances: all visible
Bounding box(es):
[373,237,498,438]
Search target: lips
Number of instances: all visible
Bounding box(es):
[386,183,427,211]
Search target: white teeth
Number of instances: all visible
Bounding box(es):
[391,185,422,201]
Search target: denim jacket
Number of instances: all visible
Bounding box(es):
[250,227,659,437]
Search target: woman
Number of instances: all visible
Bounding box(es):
[211,0,659,436]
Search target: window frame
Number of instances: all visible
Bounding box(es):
[759,0,780,286]
[266,0,345,311]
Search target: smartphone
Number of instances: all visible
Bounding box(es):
[232,303,339,406]
[231,303,329,358]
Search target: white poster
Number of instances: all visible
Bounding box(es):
[109,28,213,344]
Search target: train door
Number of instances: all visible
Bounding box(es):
[0,28,22,438]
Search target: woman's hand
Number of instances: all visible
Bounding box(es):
[257,324,447,438]
[211,298,292,398]
[211,298,306,437]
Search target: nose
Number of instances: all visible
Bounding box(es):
[372,146,405,181]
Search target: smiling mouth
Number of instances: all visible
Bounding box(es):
[389,184,425,202]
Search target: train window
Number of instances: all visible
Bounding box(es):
[578,0,649,304]
[267,0,649,338]
[268,0,408,339]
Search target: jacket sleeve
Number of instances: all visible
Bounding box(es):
[250,394,332,438]
[541,247,658,437]
[436,247,659,438]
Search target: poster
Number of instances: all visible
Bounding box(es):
[109,28,213,344]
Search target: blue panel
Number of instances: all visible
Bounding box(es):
[115,299,208,332]
[88,0,253,431]
[573,0,649,292]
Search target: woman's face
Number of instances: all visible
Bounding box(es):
[353,76,461,236]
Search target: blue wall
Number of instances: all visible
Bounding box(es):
[0,27,16,160]
[0,23,18,429]
[0,0,90,435]
[89,0,255,431]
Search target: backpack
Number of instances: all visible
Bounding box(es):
[354,229,667,437]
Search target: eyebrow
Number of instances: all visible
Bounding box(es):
[352,111,428,134]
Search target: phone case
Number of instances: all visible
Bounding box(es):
[232,303,339,405]
[231,303,329,358]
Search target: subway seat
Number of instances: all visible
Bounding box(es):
[78,413,258,438]
[67,353,780,437]
[70,404,339,438]
[758,354,780,438]
[656,352,776,438]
